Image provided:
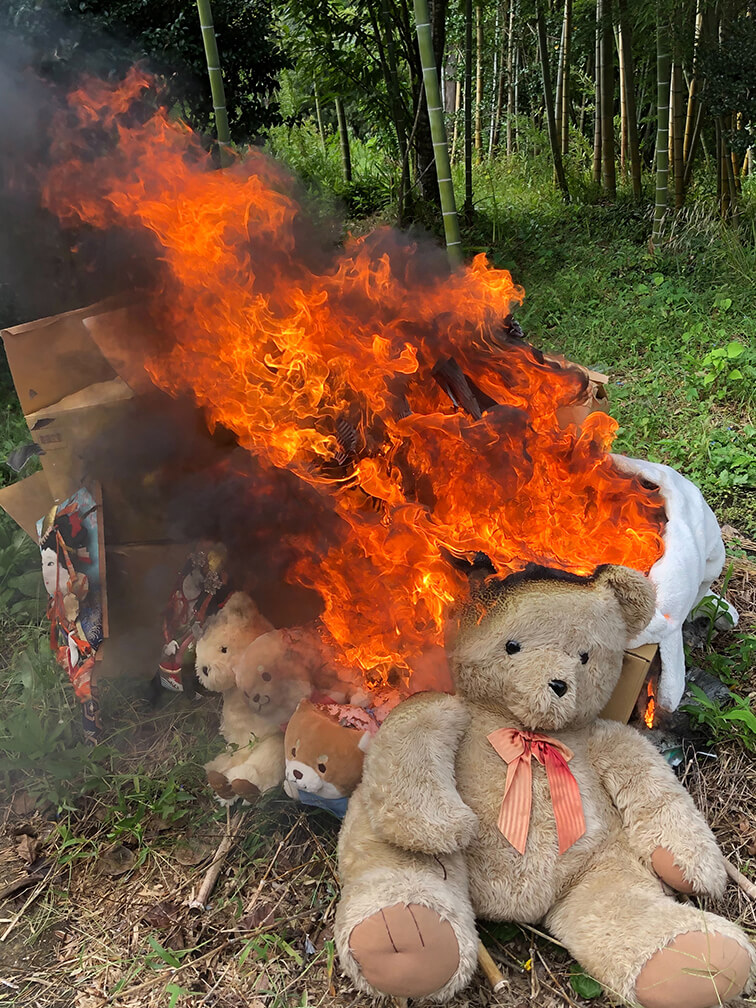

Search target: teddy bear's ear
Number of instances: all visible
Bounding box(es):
[222,591,260,621]
[593,565,656,638]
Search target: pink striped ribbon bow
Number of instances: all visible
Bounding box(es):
[487,728,586,855]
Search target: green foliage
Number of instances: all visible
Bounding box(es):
[569,964,603,999]
[0,514,44,622]
[699,13,756,155]
[267,122,396,217]
[681,683,756,753]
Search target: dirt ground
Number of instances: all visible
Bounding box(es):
[1,550,755,1008]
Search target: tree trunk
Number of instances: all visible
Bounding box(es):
[475,0,484,160]
[334,97,352,182]
[599,0,616,197]
[488,1,503,157]
[617,0,641,197]
[554,12,567,156]
[592,5,602,183]
[413,0,464,266]
[651,14,671,248]
[536,1,570,201]
[313,82,326,152]
[196,0,232,166]
[683,5,703,165]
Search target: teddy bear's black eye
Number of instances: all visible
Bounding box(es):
[291,747,296,757]
[317,762,327,774]
[506,640,521,655]
[261,671,272,682]
[220,646,228,654]
[580,651,589,665]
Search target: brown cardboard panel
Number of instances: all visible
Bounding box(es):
[2,302,120,415]
[600,643,659,723]
[0,470,54,540]
[83,307,157,396]
[97,543,190,682]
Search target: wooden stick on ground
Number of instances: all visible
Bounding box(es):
[478,939,508,994]
[188,808,246,912]
[724,855,756,901]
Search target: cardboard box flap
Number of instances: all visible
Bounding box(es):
[0,470,54,540]
[3,302,119,415]
[600,643,659,723]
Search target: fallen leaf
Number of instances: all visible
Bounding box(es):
[15,834,40,865]
[173,838,214,867]
[11,791,39,816]
[141,900,180,929]
[97,844,137,877]
[238,900,277,930]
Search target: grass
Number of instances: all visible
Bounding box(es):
[1,154,756,1007]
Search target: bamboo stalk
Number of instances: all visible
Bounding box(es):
[334,97,353,183]
[478,939,508,993]
[561,0,572,156]
[413,0,464,268]
[536,1,569,201]
[671,56,685,208]
[464,0,473,206]
[506,0,515,155]
[474,0,483,160]
[617,0,641,198]
[196,0,232,167]
[592,4,602,184]
[599,0,616,197]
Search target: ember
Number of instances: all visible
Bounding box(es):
[41,70,666,689]
[644,680,657,729]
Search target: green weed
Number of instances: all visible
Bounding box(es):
[681,684,756,752]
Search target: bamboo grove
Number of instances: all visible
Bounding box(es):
[268,0,754,244]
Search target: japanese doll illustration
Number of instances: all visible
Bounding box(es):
[37,489,105,742]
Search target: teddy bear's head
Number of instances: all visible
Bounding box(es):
[195,592,273,693]
[234,627,325,722]
[451,564,655,731]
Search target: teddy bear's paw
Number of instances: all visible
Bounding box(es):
[230,778,261,805]
[430,802,480,853]
[651,846,727,899]
[206,770,236,802]
[349,903,460,999]
[634,931,752,1008]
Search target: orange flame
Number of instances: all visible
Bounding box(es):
[644,680,657,729]
[41,71,666,688]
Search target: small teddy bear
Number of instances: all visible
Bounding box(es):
[335,565,755,1007]
[283,699,377,817]
[194,591,277,802]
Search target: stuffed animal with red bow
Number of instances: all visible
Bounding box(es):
[335,565,755,1007]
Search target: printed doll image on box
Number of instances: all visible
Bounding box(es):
[38,490,104,742]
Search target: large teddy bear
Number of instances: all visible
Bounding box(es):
[335,565,755,1007]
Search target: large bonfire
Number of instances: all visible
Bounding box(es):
[42,69,665,688]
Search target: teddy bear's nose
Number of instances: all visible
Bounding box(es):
[549,679,568,697]
[293,769,303,780]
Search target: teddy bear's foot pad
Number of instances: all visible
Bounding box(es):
[206,770,236,799]
[635,931,751,1008]
[349,902,459,998]
[230,779,261,803]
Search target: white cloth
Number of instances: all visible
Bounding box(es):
[611,455,733,711]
